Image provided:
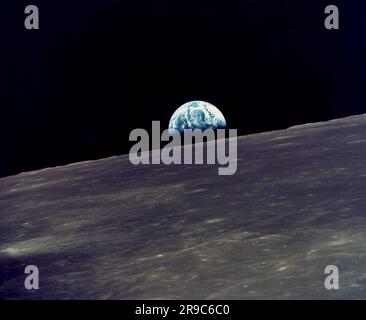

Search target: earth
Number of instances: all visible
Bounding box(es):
[168,101,227,133]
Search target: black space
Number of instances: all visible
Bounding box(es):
[1,0,365,178]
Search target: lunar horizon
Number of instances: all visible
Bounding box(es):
[1,113,366,299]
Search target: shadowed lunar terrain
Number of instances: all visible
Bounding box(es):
[1,114,366,299]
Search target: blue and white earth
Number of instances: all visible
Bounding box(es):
[168,101,227,133]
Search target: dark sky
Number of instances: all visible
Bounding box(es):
[1,0,365,178]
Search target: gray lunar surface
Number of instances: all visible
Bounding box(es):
[1,114,366,300]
